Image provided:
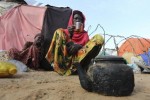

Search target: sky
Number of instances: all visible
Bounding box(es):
[26,0,150,48]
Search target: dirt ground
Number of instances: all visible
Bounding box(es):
[0,71,150,100]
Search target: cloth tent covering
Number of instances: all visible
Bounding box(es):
[41,5,72,55]
[0,5,46,50]
[0,5,72,51]
[118,38,150,56]
[0,4,72,70]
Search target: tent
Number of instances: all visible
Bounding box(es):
[0,4,72,70]
[118,38,150,71]
[0,5,46,50]
[0,5,72,51]
[118,38,150,56]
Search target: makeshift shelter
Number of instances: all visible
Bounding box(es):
[0,4,72,70]
[118,38,150,72]
[118,38,150,56]
[0,5,72,51]
[0,5,46,50]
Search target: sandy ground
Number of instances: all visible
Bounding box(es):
[0,71,150,100]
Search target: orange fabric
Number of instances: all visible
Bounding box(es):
[118,38,150,56]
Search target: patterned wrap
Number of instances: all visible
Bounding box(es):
[45,28,104,75]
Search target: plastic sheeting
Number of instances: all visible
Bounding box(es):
[140,51,150,66]
[0,5,46,50]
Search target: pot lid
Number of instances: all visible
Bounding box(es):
[95,55,126,62]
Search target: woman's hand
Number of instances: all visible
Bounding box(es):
[67,26,75,39]
[66,42,82,55]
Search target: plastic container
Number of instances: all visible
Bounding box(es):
[0,61,17,77]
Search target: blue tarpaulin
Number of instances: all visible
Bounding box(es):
[140,51,150,66]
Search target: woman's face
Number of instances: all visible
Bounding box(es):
[73,14,83,25]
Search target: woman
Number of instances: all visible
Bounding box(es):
[9,33,44,70]
[45,10,104,75]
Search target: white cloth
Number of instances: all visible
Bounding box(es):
[8,60,28,72]
[0,1,18,16]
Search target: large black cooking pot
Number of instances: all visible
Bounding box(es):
[86,55,135,96]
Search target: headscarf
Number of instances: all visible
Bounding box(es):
[64,10,89,46]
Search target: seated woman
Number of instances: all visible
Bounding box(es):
[45,10,104,75]
[9,33,44,70]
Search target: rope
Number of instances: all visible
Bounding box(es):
[87,25,92,32]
